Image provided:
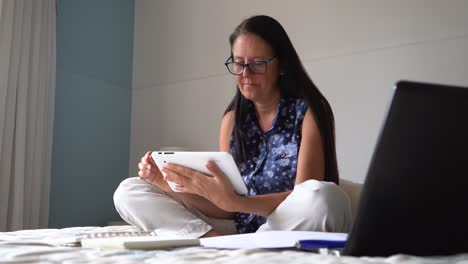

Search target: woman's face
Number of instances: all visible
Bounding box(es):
[231,33,280,103]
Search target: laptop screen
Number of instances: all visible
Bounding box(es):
[343,81,468,257]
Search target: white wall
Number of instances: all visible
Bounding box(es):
[130,0,468,183]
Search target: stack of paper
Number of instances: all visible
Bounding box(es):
[200,231,347,249]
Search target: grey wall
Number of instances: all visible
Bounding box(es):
[130,0,468,183]
[49,0,134,227]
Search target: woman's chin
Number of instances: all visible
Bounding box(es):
[240,92,258,101]
[240,87,260,100]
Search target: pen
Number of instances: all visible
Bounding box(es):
[295,239,346,251]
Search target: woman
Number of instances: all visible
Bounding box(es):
[114,15,352,238]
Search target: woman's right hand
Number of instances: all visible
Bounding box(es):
[138,151,169,191]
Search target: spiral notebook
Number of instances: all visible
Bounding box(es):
[79,231,200,250]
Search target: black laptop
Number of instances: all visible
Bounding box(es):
[343,81,468,257]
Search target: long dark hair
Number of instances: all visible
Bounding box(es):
[224,15,339,184]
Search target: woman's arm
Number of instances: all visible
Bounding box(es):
[227,192,291,217]
[295,107,325,183]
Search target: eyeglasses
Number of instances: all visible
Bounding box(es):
[224,56,277,75]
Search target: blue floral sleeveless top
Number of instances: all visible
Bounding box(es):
[230,96,309,233]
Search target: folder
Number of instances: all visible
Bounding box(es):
[295,239,346,250]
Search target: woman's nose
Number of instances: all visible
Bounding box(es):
[242,66,253,77]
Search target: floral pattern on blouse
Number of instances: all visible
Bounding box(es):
[230,96,308,233]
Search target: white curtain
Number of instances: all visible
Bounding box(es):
[0,0,56,231]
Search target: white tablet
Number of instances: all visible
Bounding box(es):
[151,151,248,195]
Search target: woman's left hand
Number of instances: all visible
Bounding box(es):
[162,161,239,212]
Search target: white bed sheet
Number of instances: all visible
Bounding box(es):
[1,226,467,264]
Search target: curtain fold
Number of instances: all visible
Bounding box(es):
[0,0,56,231]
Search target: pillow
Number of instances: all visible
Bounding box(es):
[339,179,363,219]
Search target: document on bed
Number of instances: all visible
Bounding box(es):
[200,231,348,249]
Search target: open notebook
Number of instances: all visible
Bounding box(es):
[80,233,200,250]
[48,230,199,249]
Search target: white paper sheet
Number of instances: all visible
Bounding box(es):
[200,231,347,249]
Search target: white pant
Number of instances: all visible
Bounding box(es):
[113,177,352,238]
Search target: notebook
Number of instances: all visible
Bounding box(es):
[80,235,200,250]
[40,229,199,249]
[342,80,468,257]
[40,229,158,247]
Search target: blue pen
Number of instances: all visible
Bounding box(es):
[295,239,346,251]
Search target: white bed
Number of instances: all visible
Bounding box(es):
[1,225,467,264]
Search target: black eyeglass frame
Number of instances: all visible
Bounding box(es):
[224,56,277,75]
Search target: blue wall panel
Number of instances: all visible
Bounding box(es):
[50,0,134,227]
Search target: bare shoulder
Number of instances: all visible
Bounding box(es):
[300,107,323,154]
[296,106,325,183]
[222,110,235,123]
[219,110,235,152]
[302,106,321,134]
